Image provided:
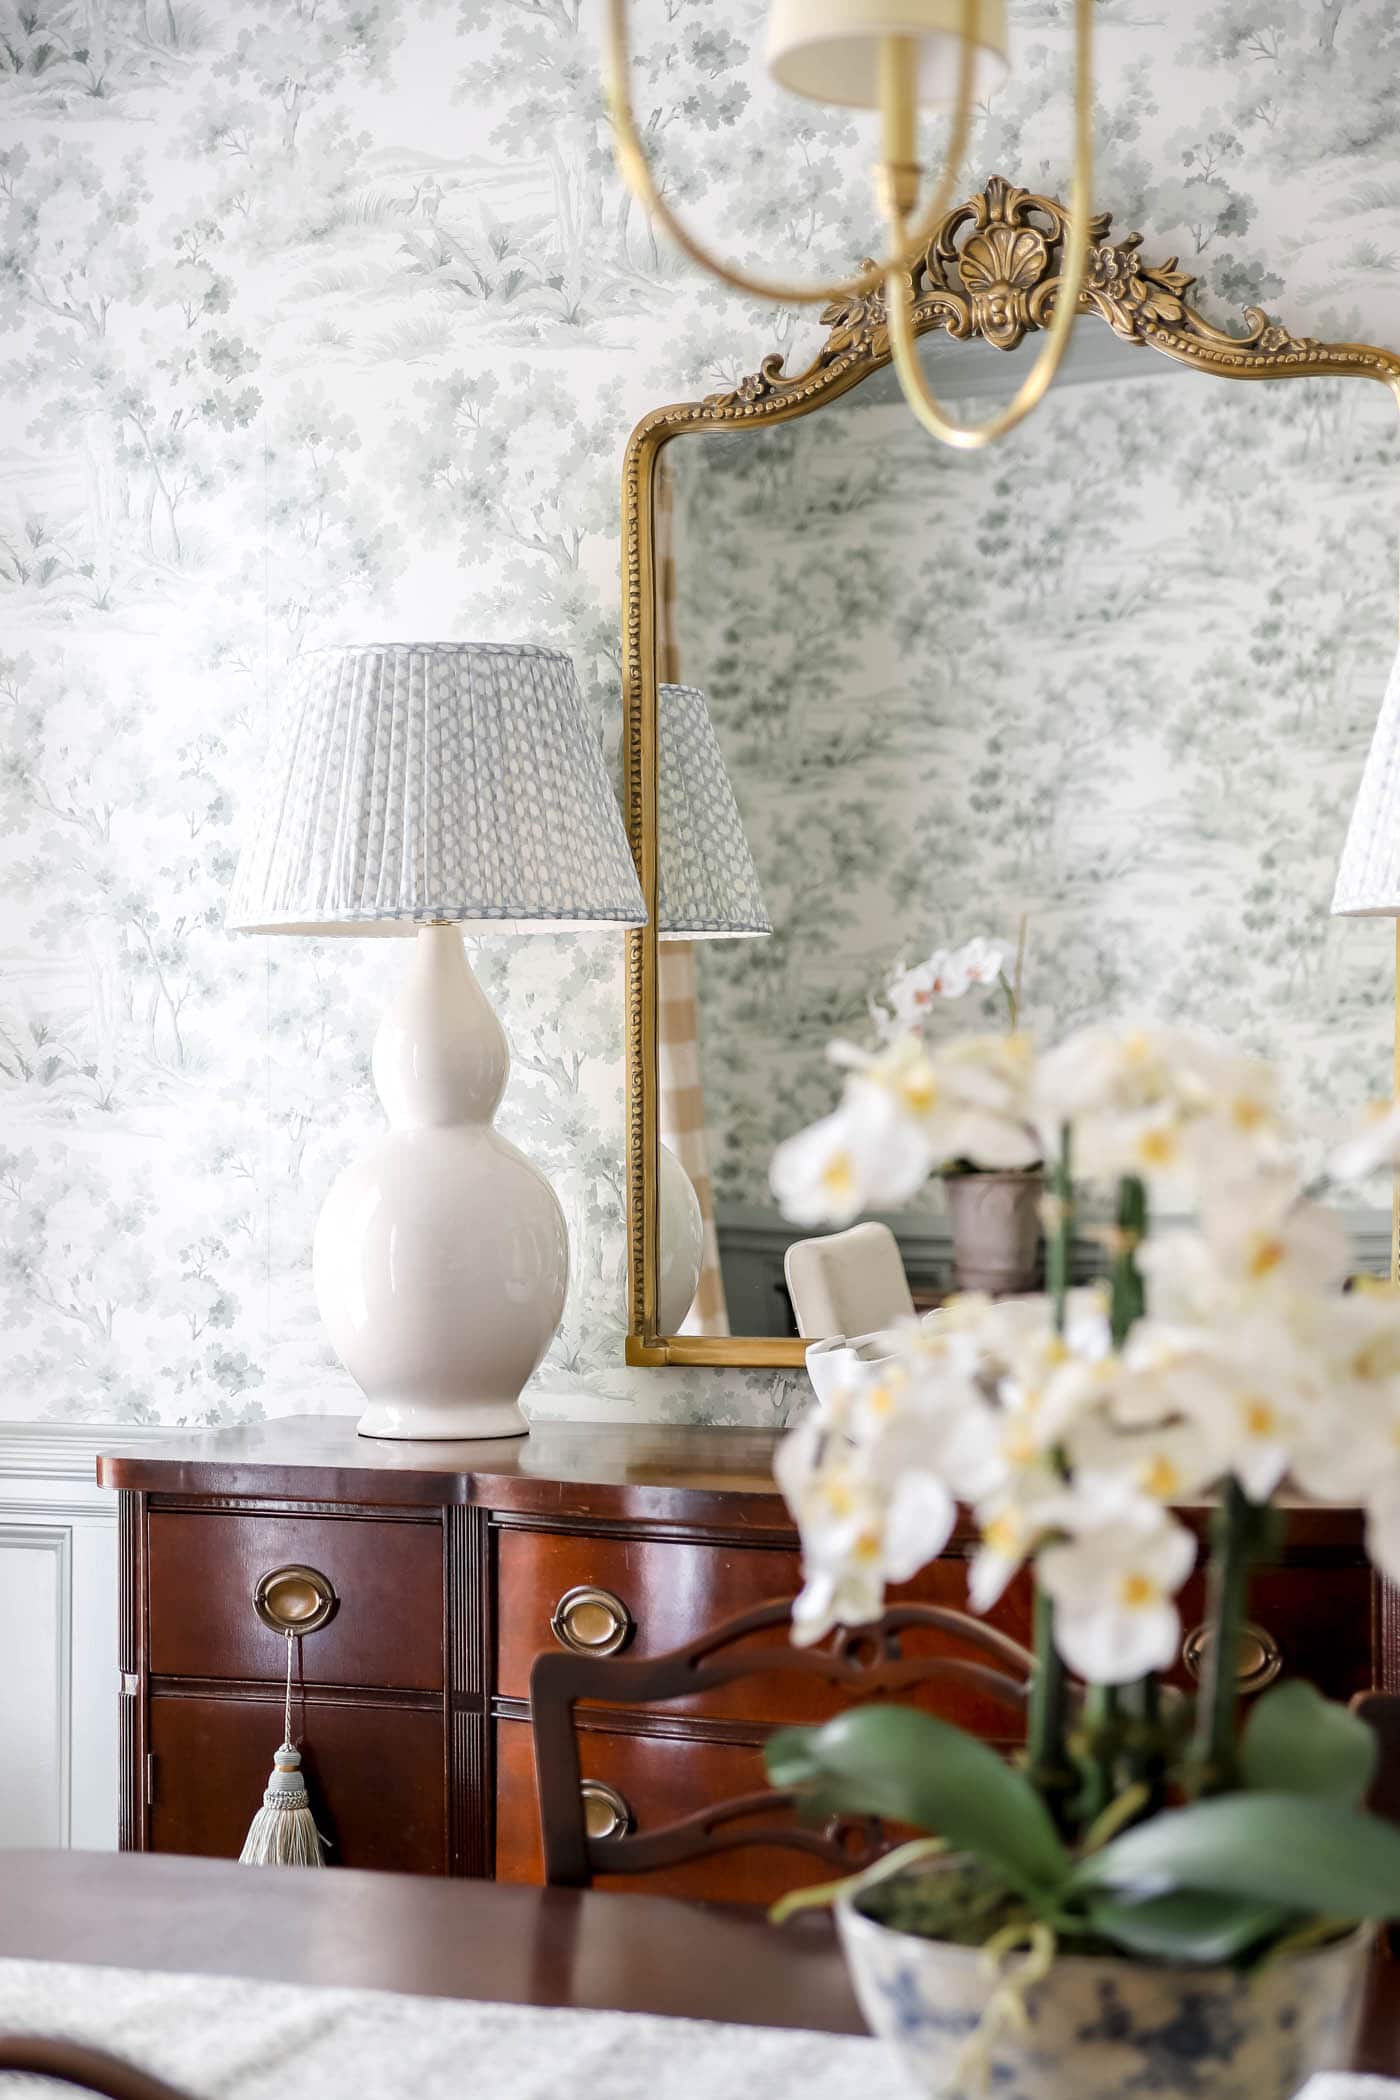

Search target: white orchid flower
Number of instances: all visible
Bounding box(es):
[770,1080,933,1226]
[1199,1176,1350,1298]
[1066,1410,1225,1505]
[1032,1024,1286,1187]
[832,1032,1039,1173]
[774,1412,957,1646]
[1290,1292,1400,1503]
[883,953,948,1033]
[968,1466,1067,1613]
[947,936,1010,991]
[1328,1098,1400,1185]
[1037,1492,1197,1686]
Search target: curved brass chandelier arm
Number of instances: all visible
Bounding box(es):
[605,0,978,308]
[883,0,1094,449]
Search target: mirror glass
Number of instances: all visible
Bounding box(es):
[659,324,1400,1338]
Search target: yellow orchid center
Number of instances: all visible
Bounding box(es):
[1243,1397,1277,1439]
[852,1528,883,1564]
[1045,1337,1071,1368]
[982,1513,1021,1557]
[1119,1570,1159,1610]
[821,1477,856,1517]
[1232,1095,1269,1131]
[821,1153,856,1201]
[1137,1126,1178,1169]
[898,1067,939,1115]
[1003,1426,1039,1467]
[1122,1031,1153,1066]
[1353,1337,1400,1383]
[1248,1236,1286,1279]
[1142,1453,1181,1499]
[865,1382,896,1416]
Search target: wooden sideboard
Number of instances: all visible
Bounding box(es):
[98,1417,1398,1903]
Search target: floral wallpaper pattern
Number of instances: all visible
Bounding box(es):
[671,368,1400,1223]
[3,0,1400,1426]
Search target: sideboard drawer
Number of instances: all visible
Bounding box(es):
[494,1715,848,1906]
[497,1526,1033,1735]
[149,1692,448,1873]
[148,1510,445,1692]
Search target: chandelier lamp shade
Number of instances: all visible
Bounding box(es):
[227,642,647,1441]
[602,0,1094,450]
[1332,644,1400,1286]
[766,0,1008,110]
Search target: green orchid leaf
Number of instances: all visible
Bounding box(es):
[1240,1683,1377,1803]
[1071,1793,1400,1922]
[1084,1889,1297,1965]
[766,1705,1072,1903]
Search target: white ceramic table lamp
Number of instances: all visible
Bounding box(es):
[1332,643,1400,1284]
[227,643,646,1440]
[653,682,771,1332]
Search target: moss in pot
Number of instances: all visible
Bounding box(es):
[766,1020,1400,2100]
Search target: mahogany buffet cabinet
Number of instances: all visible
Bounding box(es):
[98,1417,1398,1904]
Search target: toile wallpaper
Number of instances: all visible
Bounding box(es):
[672,370,1400,1223]
[3,0,1400,1428]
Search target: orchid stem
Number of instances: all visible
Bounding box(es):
[1123,1673,1166,1818]
[1190,1479,1272,1796]
[1047,1125,1072,1332]
[1109,1175,1146,1348]
[1027,1584,1077,1830]
[1029,1125,1076,1827]
[1080,1682,1121,1824]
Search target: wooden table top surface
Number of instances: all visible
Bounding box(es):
[95,1415,798,1523]
[3,1851,1398,2073]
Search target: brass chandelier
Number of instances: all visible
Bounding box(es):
[604,0,1094,451]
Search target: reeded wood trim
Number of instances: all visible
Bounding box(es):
[447,1504,494,1875]
[117,1491,146,1853]
[622,173,1400,1369]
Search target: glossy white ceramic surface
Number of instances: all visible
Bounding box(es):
[314,924,568,1440]
[656,1141,705,1333]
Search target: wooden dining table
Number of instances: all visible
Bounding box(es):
[1,1850,1398,2076]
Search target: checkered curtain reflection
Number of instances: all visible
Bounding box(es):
[656,460,731,1336]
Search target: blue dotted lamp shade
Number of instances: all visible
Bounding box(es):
[226,644,647,935]
[658,684,772,940]
[1335,647,1400,918]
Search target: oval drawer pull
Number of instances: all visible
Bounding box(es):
[253,1564,337,1637]
[551,1584,634,1658]
[581,1779,634,1843]
[1181,1619,1281,1693]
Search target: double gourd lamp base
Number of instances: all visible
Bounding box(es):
[225,643,647,1442]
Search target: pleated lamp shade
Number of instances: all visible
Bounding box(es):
[1334,647,1400,917]
[227,643,646,936]
[766,0,1008,109]
[658,684,771,940]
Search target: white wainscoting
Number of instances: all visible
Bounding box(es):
[0,1423,162,1851]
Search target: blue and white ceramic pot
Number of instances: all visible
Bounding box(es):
[837,1876,1370,2100]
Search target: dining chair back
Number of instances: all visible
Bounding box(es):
[529,1596,1036,1889]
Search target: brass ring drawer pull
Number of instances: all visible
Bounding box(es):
[550,1584,634,1658]
[581,1779,634,1843]
[1181,1620,1281,1693]
[253,1564,337,1637]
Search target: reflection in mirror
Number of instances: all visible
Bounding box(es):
[658,324,1400,1338]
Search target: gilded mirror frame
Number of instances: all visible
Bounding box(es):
[622,173,1400,1371]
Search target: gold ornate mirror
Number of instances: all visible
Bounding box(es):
[623,176,1400,1370]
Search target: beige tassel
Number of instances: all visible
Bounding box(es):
[239,1635,328,1868]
